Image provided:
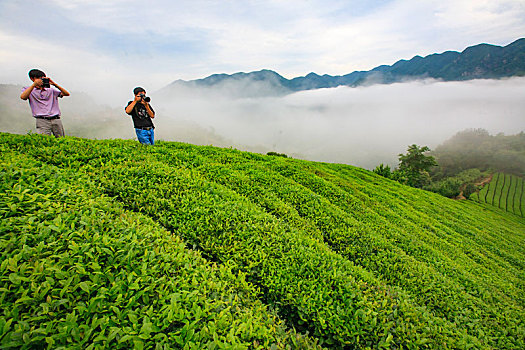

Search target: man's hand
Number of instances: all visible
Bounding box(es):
[144,101,154,118]
[21,79,41,100]
[126,96,141,114]
[49,78,70,97]
[138,95,150,106]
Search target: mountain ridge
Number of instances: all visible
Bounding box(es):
[163,38,525,96]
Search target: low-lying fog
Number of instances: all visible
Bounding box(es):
[153,77,525,169]
[5,77,525,170]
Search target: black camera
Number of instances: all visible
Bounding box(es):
[139,94,151,103]
[42,78,50,88]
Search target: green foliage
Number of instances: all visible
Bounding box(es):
[431,129,525,179]
[397,144,437,188]
[1,133,525,349]
[423,177,462,197]
[372,164,391,178]
[412,128,525,200]
[267,152,288,158]
[373,145,437,189]
[0,149,316,349]
[463,183,478,198]
[424,168,487,198]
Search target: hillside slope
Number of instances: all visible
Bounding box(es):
[1,133,524,349]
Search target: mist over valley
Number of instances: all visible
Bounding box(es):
[155,77,525,168]
[3,38,525,169]
[3,76,524,169]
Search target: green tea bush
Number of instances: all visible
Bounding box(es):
[0,150,316,349]
[1,133,524,349]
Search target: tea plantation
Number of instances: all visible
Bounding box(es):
[471,173,525,217]
[1,133,524,349]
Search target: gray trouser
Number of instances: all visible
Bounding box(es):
[35,118,65,137]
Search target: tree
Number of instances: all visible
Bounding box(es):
[463,183,478,199]
[373,164,392,178]
[398,144,437,188]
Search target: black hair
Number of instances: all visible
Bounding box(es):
[133,87,146,95]
[28,69,46,79]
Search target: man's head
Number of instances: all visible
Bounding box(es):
[28,69,46,81]
[133,87,146,96]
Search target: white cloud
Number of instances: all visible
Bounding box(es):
[155,77,525,168]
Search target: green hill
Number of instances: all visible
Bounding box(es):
[1,133,524,349]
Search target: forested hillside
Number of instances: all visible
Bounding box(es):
[431,129,525,178]
[416,129,525,199]
[1,133,524,349]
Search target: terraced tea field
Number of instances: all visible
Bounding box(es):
[1,133,524,349]
[471,172,525,217]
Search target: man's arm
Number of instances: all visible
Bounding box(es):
[20,79,41,100]
[144,103,155,118]
[49,78,70,97]
[125,98,139,114]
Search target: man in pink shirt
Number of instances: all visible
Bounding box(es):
[20,69,70,137]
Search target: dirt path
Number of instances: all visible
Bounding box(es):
[455,174,494,200]
[474,174,494,187]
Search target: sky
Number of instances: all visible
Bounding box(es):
[1,0,525,102]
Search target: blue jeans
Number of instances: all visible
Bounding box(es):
[135,128,154,145]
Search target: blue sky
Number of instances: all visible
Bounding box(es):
[1,0,524,101]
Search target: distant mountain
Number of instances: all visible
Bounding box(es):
[162,38,525,97]
[162,69,291,98]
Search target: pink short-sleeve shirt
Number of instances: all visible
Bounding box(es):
[22,87,62,117]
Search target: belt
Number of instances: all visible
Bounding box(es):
[136,126,154,130]
[35,115,60,120]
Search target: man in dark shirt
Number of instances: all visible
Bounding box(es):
[125,87,156,145]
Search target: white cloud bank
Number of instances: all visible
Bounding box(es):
[153,77,525,169]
